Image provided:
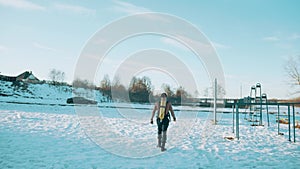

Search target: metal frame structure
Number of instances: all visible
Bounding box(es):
[232,101,299,142]
[245,83,268,126]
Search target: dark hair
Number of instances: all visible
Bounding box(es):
[161,93,167,98]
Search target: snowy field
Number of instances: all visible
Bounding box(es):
[0,82,300,168]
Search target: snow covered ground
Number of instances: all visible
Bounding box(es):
[0,81,300,168]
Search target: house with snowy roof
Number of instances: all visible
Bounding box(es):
[16,71,40,83]
[0,71,40,83]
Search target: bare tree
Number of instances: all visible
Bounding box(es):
[285,55,300,86]
[73,78,94,89]
[203,84,226,98]
[161,83,174,97]
[175,86,190,99]
[49,69,57,83]
[100,74,111,90]
[58,71,65,83]
[203,88,209,97]
[111,75,128,101]
[129,76,152,103]
[285,55,300,97]
[217,84,226,98]
[48,69,65,85]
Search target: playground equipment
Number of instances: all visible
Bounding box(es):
[254,83,263,126]
[230,83,299,142]
[244,83,269,126]
[210,81,298,142]
[232,100,298,142]
[262,93,270,126]
[243,86,255,121]
[276,104,297,142]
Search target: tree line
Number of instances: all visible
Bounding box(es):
[96,74,191,104]
[49,55,300,102]
[48,69,225,104]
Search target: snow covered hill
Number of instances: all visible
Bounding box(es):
[0,80,106,105]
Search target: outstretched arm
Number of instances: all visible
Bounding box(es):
[150,103,157,124]
[169,103,176,121]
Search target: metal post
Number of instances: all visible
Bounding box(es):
[288,105,291,141]
[254,86,257,123]
[266,99,269,127]
[259,90,262,126]
[277,104,280,135]
[240,84,242,98]
[249,89,252,121]
[267,104,270,127]
[292,104,296,142]
[232,104,235,133]
[236,103,239,140]
[213,78,217,125]
[249,86,255,121]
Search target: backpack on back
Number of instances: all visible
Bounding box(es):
[158,98,167,121]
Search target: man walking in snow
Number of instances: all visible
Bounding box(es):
[150,93,176,151]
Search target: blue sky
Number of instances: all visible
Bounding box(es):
[0,0,300,98]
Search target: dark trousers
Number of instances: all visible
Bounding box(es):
[157,117,169,134]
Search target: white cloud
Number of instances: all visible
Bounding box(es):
[161,37,188,51]
[0,0,45,10]
[161,37,226,52]
[289,33,300,40]
[0,45,8,52]
[54,3,96,15]
[174,35,214,54]
[263,33,300,42]
[212,41,230,49]
[112,0,151,14]
[33,42,57,52]
[112,1,170,22]
[262,36,280,42]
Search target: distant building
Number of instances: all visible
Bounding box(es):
[0,71,40,83]
[0,74,16,82]
[16,71,40,83]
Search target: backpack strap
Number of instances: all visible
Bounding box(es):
[158,99,167,121]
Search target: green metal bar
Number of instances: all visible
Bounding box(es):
[236,103,239,140]
[277,104,280,135]
[226,102,300,106]
[260,95,262,126]
[288,105,291,141]
[266,99,269,127]
[249,100,251,121]
[293,104,296,142]
[232,104,235,133]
